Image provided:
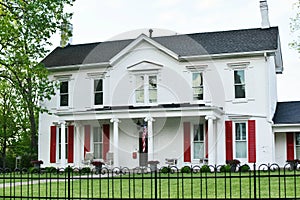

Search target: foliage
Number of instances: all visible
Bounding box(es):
[220,164,231,173]
[45,167,57,173]
[160,166,171,173]
[290,0,300,51]
[226,159,240,165]
[80,167,91,174]
[200,165,211,173]
[0,0,75,163]
[239,164,250,172]
[180,166,191,173]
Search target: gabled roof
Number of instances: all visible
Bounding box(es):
[42,27,279,68]
[273,101,300,124]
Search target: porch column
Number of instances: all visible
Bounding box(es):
[205,115,216,165]
[110,118,120,167]
[145,116,155,161]
[60,121,66,167]
[74,123,82,166]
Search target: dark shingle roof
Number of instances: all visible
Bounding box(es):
[273,101,300,124]
[42,27,279,68]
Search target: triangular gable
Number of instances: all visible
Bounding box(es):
[127,60,163,72]
[110,34,179,65]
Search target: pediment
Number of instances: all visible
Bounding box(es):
[127,60,163,72]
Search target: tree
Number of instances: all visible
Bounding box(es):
[0,0,75,159]
[290,0,300,51]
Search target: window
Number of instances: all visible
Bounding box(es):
[234,70,245,98]
[192,72,203,100]
[93,127,103,159]
[58,127,68,160]
[94,79,103,105]
[60,81,69,106]
[296,133,300,159]
[135,75,157,104]
[235,122,247,158]
[193,124,204,159]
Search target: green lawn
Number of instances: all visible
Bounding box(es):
[1,170,300,199]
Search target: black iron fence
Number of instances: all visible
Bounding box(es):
[0,163,300,199]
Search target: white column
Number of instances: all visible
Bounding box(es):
[145,116,155,161]
[60,121,66,167]
[110,118,120,167]
[74,123,82,166]
[205,115,216,165]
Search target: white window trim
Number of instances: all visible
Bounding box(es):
[133,73,158,106]
[56,126,68,163]
[295,133,300,159]
[87,73,106,109]
[186,65,207,104]
[233,121,248,162]
[54,74,72,110]
[92,126,103,160]
[191,123,206,162]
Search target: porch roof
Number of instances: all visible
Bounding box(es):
[273,101,300,124]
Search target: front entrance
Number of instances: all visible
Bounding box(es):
[139,126,148,166]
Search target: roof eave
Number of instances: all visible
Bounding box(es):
[47,62,111,72]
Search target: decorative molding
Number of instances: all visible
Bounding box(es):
[186,65,208,72]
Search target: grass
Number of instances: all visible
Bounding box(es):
[0,170,300,199]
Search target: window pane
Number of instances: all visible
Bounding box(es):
[296,133,300,145]
[60,94,68,106]
[94,79,103,92]
[236,141,247,158]
[234,70,245,84]
[149,76,157,89]
[149,89,157,103]
[95,93,103,105]
[194,142,204,159]
[94,144,102,159]
[60,81,68,93]
[236,123,246,140]
[193,73,202,87]
[235,85,245,98]
[93,127,102,142]
[296,147,300,159]
[136,90,144,103]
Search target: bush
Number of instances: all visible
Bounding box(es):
[45,167,57,173]
[64,166,73,173]
[200,165,211,173]
[220,164,231,172]
[180,166,191,173]
[29,167,39,173]
[239,164,250,172]
[80,167,91,174]
[160,166,171,173]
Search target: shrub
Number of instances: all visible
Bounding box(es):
[220,164,231,172]
[200,165,211,173]
[240,164,250,172]
[29,167,39,173]
[45,167,57,173]
[160,166,171,173]
[180,166,191,173]
[64,166,73,173]
[80,167,91,174]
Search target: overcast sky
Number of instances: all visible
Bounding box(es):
[52,0,300,102]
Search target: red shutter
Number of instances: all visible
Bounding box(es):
[50,126,57,163]
[68,125,74,163]
[205,121,208,159]
[103,124,110,160]
[183,122,191,162]
[84,125,91,157]
[286,133,295,160]
[225,121,233,161]
[248,120,256,163]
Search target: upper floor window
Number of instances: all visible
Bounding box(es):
[192,72,203,100]
[234,70,245,99]
[296,133,300,159]
[193,124,204,159]
[235,122,247,158]
[60,81,69,106]
[94,79,103,105]
[135,75,157,104]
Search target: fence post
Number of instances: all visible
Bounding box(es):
[155,169,158,199]
[68,166,71,200]
[253,163,256,199]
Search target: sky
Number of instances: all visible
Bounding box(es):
[52,0,300,102]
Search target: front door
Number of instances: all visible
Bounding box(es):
[139,126,148,166]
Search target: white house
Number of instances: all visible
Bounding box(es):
[38,1,295,169]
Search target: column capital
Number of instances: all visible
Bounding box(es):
[144,116,155,122]
[110,118,120,123]
[205,115,216,120]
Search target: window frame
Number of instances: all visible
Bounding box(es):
[296,133,300,159]
[134,74,158,105]
[94,79,104,106]
[59,80,69,107]
[234,69,246,99]
[92,127,103,160]
[234,122,247,159]
[192,72,204,101]
[193,124,205,160]
[57,127,68,160]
